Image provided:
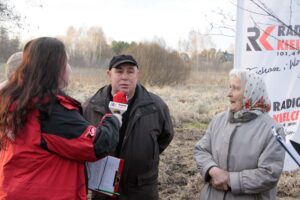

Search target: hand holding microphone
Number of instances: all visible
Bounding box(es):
[109,91,128,126]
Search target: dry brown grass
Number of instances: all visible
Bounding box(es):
[65,68,109,102]
[66,68,230,130]
[1,65,299,199]
[65,68,299,200]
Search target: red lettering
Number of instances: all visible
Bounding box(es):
[291,110,300,121]
[273,110,300,123]
[296,40,300,50]
[259,26,275,50]
[290,40,296,50]
[277,40,284,50]
[273,113,283,123]
[277,39,300,50]
[282,112,290,122]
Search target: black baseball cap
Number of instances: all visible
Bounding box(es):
[108,54,138,70]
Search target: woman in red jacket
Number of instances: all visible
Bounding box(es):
[0,37,121,200]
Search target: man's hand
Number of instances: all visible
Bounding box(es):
[208,167,230,191]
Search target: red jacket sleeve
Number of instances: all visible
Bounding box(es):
[40,100,120,162]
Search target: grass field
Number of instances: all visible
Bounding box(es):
[66,68,300,200]
[1,65,299,199]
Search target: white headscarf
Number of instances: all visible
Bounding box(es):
[229,69,271,122]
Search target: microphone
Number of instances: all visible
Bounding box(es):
[109,91,128,114]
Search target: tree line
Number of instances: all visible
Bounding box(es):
[0,26,233,86]
[1,0,233,86]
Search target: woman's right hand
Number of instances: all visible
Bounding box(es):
[208,166,230,191]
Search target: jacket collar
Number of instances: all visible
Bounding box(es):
[89,84,154,112]
[90,85,111,106]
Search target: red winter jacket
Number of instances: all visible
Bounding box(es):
[0,95,120,200]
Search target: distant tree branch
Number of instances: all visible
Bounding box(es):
[249,0,300,37]
[0,1,22,30]
[207,0,300,40]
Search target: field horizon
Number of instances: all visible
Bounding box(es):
[0,66,299,199]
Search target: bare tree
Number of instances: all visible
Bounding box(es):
[0,0,21,30]
[0,0,41,31]
[61,26,113,68]
[123,42,191,86]
[0,27,21,62]
[208,0,300,51]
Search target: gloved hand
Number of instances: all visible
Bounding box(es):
[99,113,122,127]
[112,113,122,127]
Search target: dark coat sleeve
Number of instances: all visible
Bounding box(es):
[157,102,174,154]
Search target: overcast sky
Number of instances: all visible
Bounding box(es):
[10,0,237,51]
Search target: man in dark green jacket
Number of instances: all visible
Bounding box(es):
[83,54,174,200]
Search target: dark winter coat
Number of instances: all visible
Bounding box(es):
[83,84,174,200]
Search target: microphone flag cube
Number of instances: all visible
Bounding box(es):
[109,91,128,114]
[113,91,127,104]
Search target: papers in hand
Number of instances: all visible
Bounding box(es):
[272,127,300,167]
[86,156,124,197]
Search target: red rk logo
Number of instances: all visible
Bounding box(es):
[246,26,275,51]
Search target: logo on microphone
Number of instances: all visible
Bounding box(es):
[109,91,128,114]
[109,102,128,114]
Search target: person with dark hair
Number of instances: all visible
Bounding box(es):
[83,54,174,200]
[194,69,285,200]
[0,37,121,200]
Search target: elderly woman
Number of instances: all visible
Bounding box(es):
[194,69,285,200]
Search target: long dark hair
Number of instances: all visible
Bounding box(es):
[0,37,68,149]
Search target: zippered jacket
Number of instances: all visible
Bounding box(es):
[83,84,174,200]
[0,95,120,200]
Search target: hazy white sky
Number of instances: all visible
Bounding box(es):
[10,0,236,51]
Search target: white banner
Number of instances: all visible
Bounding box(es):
[235,0,300,171]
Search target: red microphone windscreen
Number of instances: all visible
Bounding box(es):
[113,91,127,104]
